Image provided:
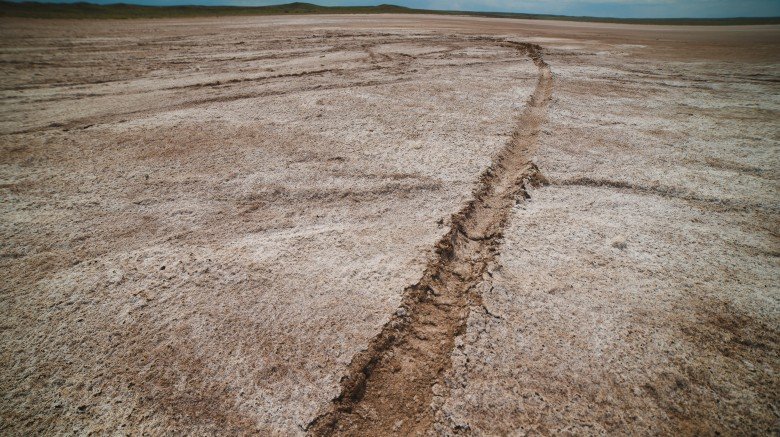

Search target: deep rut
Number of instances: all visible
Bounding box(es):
[307,41,553,436]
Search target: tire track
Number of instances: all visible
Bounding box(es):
[307,41,553,436]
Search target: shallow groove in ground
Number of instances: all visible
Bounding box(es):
[307,40,553,436]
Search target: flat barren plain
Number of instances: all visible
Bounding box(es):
[0,14,778,436]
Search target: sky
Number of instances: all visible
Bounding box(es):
[18,0,780,18]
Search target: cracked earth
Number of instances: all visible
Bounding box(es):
[1,14,778,436]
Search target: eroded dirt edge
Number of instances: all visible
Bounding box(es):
[307,40,553,436]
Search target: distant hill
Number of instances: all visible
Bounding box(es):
[0,1,418,19]
[1,1,778,25]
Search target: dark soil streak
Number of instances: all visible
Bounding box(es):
[553,176,780,213]
[5,77,415,136]
[307,41,553,436]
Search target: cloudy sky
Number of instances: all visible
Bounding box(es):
[22,0,780,18]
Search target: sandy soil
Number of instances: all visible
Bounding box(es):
[0,14,778,435]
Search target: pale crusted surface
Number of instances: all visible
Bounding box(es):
[0,18,534,435]
[437,34,780,435]
[1,14,779,436]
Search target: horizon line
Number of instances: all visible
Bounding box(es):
[3,0,780,21]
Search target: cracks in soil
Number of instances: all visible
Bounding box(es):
[307,41,553,436]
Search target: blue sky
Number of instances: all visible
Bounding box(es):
[18,0,780,18]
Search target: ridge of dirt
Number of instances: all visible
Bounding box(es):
[306,41,553,436]
[162,68,340,90]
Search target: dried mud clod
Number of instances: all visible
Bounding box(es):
[307,40,553,436]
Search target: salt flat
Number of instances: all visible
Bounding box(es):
[0,14,778,435]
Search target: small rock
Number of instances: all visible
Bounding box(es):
[396,307,408,317]
[609,235,628,250]
[107,269,124,285]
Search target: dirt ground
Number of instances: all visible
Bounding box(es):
[0,14,778,436]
